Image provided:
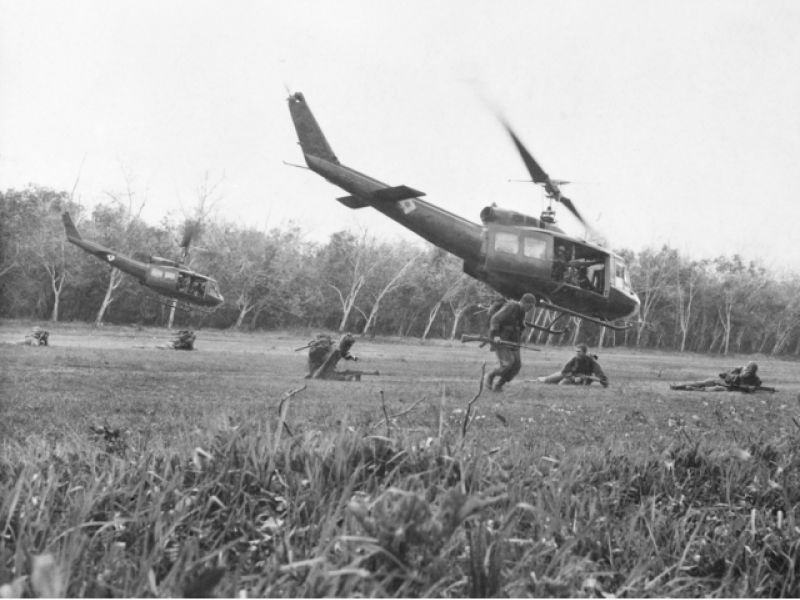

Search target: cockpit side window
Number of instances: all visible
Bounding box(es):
[523,236,546,259]
[494,232,519,255]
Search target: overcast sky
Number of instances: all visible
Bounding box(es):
[2,0,800,271]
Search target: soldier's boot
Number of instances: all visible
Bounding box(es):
[492,379,506,393]
[485,372,496,391]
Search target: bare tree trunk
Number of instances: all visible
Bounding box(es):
[569,317,582,346]
[95,268,124,325]
[361,255,417,336]
[422,301,442,341]
[719,303,733,355]
[232,289,256,329]
[234,305,251,329]
[450,307,467,340]
[332,275,366,333]
[48,270,66,322]
[771,325,795,355]
[597,326,607,348]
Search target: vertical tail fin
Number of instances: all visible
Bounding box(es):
[288,92,339,163]
[62,212,82,241]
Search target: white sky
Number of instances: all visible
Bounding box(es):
[2,0,800,271]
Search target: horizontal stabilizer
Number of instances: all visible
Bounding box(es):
[337,185,426,210]
[371,185,425,202]
[337,195,369,209]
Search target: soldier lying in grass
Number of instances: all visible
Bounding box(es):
[670,361,775,392]
[536,343,609,387]
[21,327,49,346]
[156,330,196,350]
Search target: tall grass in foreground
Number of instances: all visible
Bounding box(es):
[2,411,800,597]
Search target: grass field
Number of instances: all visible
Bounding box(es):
[2,321,800,596]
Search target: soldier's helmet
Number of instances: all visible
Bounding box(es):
[575,343,588,353]
[520,292,536,306]
[339,333,355,353]
[743,361,758,375]
[310,334,333,348]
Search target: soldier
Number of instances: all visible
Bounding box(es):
[306,333,367,380]
[486,293,537,392]
[537,343,609,387]
[552,245,569,281]
[670,361,764,392]
[171,330,196,350]
[22,326,49,346]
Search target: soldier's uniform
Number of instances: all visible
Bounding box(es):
[23,327,49,346]
[306,334,335,376]
[671,362,761,391]
[306,333,357,380]
[486,293,536,392]
[171,330,196,350]
[538,343,608,386]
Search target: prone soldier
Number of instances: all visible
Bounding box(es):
[22,326,49,346]
[670,361,774,392]
[170,330,196,350]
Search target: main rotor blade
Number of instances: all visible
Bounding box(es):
[559,195,587,226]
[501,121,550,186]
[501,118,594,229]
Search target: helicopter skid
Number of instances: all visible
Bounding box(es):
[535,300,635,331]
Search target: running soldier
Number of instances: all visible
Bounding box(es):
[536,343,609,387]
[486,293,536,392]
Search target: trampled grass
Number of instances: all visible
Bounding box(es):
[2,321,800,596]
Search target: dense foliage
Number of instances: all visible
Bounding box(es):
[3,185,799,354]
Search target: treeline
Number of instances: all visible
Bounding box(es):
[2,185,799,355]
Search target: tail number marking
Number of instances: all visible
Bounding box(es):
[399,199,416,214]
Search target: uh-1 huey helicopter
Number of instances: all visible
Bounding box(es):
[62,212,224,309]
[286,91,640,334]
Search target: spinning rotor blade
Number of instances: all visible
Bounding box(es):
[501,119,591,229]
[179,219,204,264]
[180,219,203,249]
[502,121,550,187]
[558,195,587,226]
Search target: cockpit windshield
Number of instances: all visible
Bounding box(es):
[614,261,631,291]
[207,279,223,301]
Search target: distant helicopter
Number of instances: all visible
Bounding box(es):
[62,212,224,309]
[287,92,640,333]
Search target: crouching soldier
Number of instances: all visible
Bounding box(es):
[670,361,772,392]
[537,343,609,387]
[305,333,377,381]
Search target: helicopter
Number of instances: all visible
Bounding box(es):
[62,211,224,309]
[287,92,639,333]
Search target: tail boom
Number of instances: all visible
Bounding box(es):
[288,93,483,264]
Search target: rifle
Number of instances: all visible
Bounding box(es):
[460,334,541,351]
[309,368,379,381]
[729,384,777,393]
[338,369,380,382]
[574,374,608,387]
